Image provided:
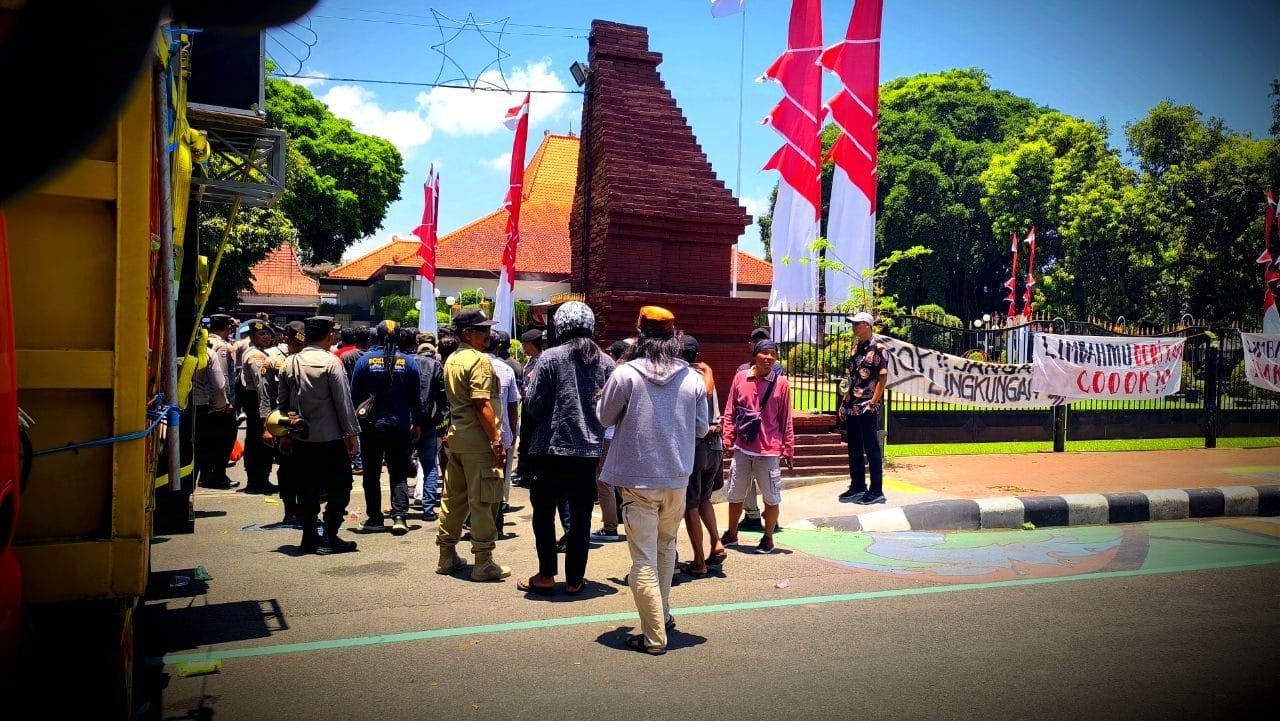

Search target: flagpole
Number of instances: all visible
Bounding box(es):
[731,1,747,298]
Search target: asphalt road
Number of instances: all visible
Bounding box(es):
[141,463,1280,721]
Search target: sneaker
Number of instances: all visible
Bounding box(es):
[590,527,621,542]
[316,537,358,555]
[858,493,886,505]
[838,487,867,502]
[391,516,408,535]
[739,516,764,532]
[362,516,385,530]
[423,509,438,522]
[755,537,776,554]
[720,530,739,545]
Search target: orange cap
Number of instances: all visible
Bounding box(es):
[637,305,676,336]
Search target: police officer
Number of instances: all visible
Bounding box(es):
[278,316,361,555]
[239,319,278,494]
[261,321,307,525]
[195,314,238,489]
[411,329,447,521]
[351,320,423,535]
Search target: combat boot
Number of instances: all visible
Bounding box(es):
[436,544,465,575]
[470,552,511,582]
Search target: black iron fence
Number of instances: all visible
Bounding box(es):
[762,309,1280,446]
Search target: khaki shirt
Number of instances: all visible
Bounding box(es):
[278,346,360,443]
[192,343,230,409]
[240,346,269,396]
[444,347,501,454]
[258,352,287,419]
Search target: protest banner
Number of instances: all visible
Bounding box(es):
[1032,334,1184,400]
[878,336,1059,408]
[1240,332,1280,392]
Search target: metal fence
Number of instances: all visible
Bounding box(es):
[762,308,1280,445]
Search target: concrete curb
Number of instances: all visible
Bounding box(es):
[831,485,1280,532]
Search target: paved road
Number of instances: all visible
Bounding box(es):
[142,464,1279,721]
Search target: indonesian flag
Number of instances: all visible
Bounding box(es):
[820,0,883,308]
[1005,232,1019,318]
[493,94,530,335]
[414,165,439,336]
[1023,227,1037,317]
[710,0,744,18]
[1262,190,1280,333]
[763,0,823,332]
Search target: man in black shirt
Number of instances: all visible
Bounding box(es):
[838,312,888,505]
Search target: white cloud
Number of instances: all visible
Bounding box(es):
[416,60,570,136]
[318,85,434,154]
[287,70,329,90]
[482,152,512,172]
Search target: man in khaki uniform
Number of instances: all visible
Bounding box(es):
[278,316,362,555]
[239,319,278,494]
[436,309,511,581]
[260,321,306,525]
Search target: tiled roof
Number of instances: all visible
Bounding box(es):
[245,243,320,297]
[323,131,771,287]
[736,250,772,286]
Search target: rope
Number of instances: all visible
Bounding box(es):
[32,396,179,458]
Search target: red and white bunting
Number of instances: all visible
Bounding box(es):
[1262,189,1280,333]
[1023,226,1037,316]
[493,93,530,335]
[1006,232,1020,318]
[820,0,883,307]
[414,165,440,336]
[763,0,823,321]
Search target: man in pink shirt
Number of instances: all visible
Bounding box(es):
[720,339,794,554]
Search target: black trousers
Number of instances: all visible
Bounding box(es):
[845,411,883,495]
[194,406,236,487]
[512,401,536,483]
[295,439,354,537]
[530,455,598,585]
[360,426,413,518]
[276,447,300,517]
[239,392,274,488]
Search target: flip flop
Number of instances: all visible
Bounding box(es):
[706,552,727,565]
[625,634,666,656]
[677,562,709,579]
[564,581,586,596]
[516,577,556,595]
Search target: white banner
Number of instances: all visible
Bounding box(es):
[1031,334,1185,400]
[1240,332,1280,392]
[879,336,1059,408]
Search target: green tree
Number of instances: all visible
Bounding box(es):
[266,78,406,264]
[202,206,298,311]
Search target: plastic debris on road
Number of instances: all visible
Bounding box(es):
[774,578,791,589]
[193,566,212,581]
[176,659,222,677]
[240,522,258,531]
[1021,522,1036,530]
[264,497,279,505]
[169,575,190,588]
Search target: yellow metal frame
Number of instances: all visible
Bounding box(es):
[8,76,155,602]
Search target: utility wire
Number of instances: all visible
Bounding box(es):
[317,4,587,32]
[310,13,587,38]
[271,73,584,94]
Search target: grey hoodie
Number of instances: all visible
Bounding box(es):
[596,357,709,489]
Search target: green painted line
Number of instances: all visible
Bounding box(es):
[153,556,1280,668]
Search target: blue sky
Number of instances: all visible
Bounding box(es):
[273,0,1278,264]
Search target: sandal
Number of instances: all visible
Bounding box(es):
[516,577,556,595]
[564,581,586,596]
[707,551,727,565]
[678,562,709,578]
[625,634,666,656]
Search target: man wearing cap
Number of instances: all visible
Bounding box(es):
[239,319,279,494]
[511,328,545,489]
[597,306,708,655]
[194,314,239,489]
[838,312,889,505]
[436,309,512,582]
[278,316,362,555]
[261,321,308,525]
[486,330,522,516]
[411,330,447,519]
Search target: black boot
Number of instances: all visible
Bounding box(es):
[316,513,357,555]
[299,519,320,554]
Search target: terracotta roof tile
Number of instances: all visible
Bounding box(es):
[246,243,320,296]
[736,250,772,286]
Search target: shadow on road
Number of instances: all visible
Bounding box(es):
[595,626,708,653]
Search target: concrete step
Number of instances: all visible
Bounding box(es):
[796,433,843,445]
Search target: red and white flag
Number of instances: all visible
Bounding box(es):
[1005,232,1019,318]
[820,0,883,308]
[1022,227,1037,317]
[1262,190,1280,333]
[493,93,530,335]
[763,0,823,327]
[414,165,439,336]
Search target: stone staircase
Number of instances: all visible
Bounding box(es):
[720,414,847,479]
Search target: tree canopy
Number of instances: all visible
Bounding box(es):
[757,68,1280,326]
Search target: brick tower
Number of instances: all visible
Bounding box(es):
[570,20,763,401]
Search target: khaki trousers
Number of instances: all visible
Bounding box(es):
[436,451,503,555]
[620,486,685,649]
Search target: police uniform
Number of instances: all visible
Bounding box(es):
[278,316,361,554]
[260,322,303,522]
[239,319,276,493]
[194,315,238,489]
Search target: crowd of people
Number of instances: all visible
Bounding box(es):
[190,302,889,654]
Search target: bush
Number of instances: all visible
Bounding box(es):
[378,294,416,322]
[1179,361,1195,392]
[909,304,962,352]
[1229,360,1255,399]
[784,343,821,375]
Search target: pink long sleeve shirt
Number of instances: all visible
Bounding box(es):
[721,366,795,458]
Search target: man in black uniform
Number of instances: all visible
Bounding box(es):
[278,316,362,555]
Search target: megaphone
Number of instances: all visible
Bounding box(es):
[265,410,308,440]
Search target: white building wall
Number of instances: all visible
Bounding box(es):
[411,276,571,307]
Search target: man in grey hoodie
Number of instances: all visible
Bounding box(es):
[597,306,708,655]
